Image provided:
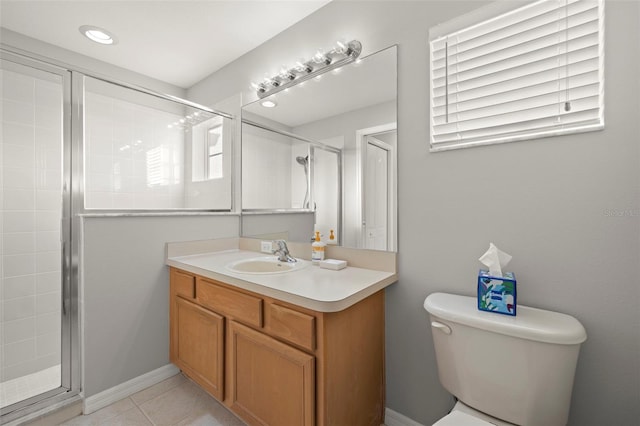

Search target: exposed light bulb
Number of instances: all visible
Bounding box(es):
[295,61,312,73]
[279,66,294,80]
[313,49,329,64]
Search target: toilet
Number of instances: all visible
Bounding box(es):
[423,293,587,426]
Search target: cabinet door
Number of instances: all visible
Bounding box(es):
[229,321,315,426]
[174,297,224,400]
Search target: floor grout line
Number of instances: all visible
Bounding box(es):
[137,404,156,426]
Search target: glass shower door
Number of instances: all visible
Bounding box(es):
[1,54,73,416]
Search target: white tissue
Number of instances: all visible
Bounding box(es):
[479,243,512,278]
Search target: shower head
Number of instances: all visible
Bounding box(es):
[296,155,308,166]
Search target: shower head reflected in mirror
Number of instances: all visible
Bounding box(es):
[296,155,310,209]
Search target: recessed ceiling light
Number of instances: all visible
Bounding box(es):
[261,100,277,108]
[79,25,117,45]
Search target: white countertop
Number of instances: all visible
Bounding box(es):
[166,249,397,312]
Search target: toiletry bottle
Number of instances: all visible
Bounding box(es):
[311,231,325,264]
[328,229,336,245]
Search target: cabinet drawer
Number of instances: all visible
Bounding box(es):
[174,270,195,299]
[265,303,316,351]
[197,278,262,328]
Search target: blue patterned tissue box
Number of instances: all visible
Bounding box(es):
[478,269,517,316]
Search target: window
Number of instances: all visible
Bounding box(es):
[429,0,604,151]
[206,124,223,180]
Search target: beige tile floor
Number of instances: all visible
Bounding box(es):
[58,374,247,426]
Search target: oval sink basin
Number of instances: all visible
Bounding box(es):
[226,256,309,274]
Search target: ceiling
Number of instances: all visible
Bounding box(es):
[0,0,331,88]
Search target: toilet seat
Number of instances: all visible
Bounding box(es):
[432,401,516,426]
[433,411,494,426]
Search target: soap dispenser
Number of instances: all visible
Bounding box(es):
[311,231,326,265]
[328,229,336,245]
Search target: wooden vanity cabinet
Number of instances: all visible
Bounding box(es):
[170,269,225,400]
[169,267,385,426]
[228,320,315,426]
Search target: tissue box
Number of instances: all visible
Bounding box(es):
[477,269,517,316]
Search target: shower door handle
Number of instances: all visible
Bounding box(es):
[61,218,71,318]
[62,240,68,316]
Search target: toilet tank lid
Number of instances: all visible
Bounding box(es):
[424,293,587,345]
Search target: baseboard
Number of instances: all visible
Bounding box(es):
[385,407,426,426]
[83,364,180,414]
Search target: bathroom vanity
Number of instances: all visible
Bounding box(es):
[166,238,397,426]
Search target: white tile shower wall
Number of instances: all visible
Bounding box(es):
[1,68,62,383]
[84,92,185,209]
[242,125,292,209]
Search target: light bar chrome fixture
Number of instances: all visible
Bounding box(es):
[167,111,216,132]
[252,40,362,99]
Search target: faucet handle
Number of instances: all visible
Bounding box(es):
[271,240,296,262]
[273,239,287,251]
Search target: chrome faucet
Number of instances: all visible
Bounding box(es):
[272,240,296,263]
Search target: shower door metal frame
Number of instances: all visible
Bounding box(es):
[0,49,81,423]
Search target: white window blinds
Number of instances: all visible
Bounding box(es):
[429,0,604,151]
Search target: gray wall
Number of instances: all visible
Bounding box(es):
[82,215,239,396]
[190,1,640,425]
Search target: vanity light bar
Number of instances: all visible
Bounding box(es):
[253,40,362,99]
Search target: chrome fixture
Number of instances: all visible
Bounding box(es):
[296,155,310,209]
[272,240,296,263]
[252,40,362,99]
[167,110,216,131]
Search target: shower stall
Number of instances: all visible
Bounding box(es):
[0,51,78,420]
[1,45,232,422]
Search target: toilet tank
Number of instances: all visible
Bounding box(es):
[424,293,586,426]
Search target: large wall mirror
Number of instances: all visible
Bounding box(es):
[241,45,397,251]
